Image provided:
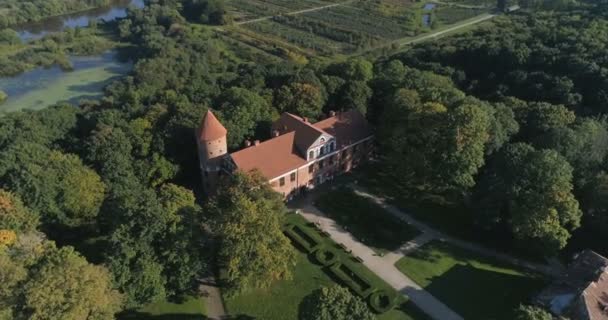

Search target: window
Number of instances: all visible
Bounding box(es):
[279,177,285,186]
[330,156,336,165]
[319,160,325,169]
[330,142,335,152]
[308,165,314,173]
[354,144,359,152]
[309,150,314,160]
[290,172,296,182]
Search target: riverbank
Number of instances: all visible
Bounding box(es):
[0,26,122,77]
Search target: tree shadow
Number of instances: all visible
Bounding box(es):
[423,263,543,320]
[297,289,319,320]
[118,312,206,320]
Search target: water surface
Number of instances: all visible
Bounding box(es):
[0,51,131,113]
[423,3,437,10]
[15,0,145,41]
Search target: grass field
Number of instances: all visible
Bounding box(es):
[316,187,420,254]
[224,214,429,320]
[0,51,130,113]
[395,241,546,320]
[119,296,206,320]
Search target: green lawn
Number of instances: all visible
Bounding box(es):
[395,241,546,320]
[119,296,206,320]
[224,214,429,320]
[349,162,543,262]
[315,187,420,254]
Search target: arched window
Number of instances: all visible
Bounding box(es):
[330,141,335,152]
[309,150,314,160]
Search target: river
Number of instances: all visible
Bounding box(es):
[15,0,145,41]
[0,0,144,113]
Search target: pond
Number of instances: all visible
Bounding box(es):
[0,51,132,113]
[423,3,437,10]
[422,14,432,27]
[15,0,145,41]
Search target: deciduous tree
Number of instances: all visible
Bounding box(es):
[207,171,296,294]
[302,285,374,320]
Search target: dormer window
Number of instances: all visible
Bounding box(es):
[309,150,314,160]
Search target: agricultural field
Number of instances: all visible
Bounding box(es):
[226,0,343,22]
[219,0,495,58]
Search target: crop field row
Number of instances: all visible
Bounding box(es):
[226,0,342,22]
[222,0,494,58]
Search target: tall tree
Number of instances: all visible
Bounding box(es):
[23,246,123,320]
[302,285,374,320]
[207,171,296,294]
[475,143,582,254]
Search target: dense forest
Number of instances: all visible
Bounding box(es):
[1,0,608,318]
[0,0,111,28]
[391,2,608,256]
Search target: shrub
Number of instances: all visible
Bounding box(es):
[314,246,339,266]
[368,289,397,313]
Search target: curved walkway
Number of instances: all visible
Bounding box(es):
[292,203,464,320]
[351,187,564,277]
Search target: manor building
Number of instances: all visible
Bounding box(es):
[196,109,374,198]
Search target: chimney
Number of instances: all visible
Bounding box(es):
[272,130,280,137]
[244,140,251,147]
[329,110,336,117]
[254,140,260,146]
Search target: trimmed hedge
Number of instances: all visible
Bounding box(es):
[284,224,321,253]
[368,289,397,313]
[284,216,399,314]
[313,246,339,266]
[329,262,374,298]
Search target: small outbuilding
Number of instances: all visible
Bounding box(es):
[535,250,608,320]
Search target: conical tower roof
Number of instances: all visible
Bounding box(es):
[198,110,227,141]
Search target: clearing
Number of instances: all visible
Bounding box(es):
[315,187,420,254]
[395,241,546,320]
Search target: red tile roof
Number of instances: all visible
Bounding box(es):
[230,110,372,179]
[230,132,307,179]
[198,110,227,141]
[272,113,325,154]
[313,110,373,148]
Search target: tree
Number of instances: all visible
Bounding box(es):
[474,143,582,254]
[326,58,373,82]
[23,246,122,320]
[380,88,492,192]
[338,81,372,115]
[0,189,39,232]
[275,83,325,121]
[207,171,296,294]
[218,87,277,149]
[302,285,374,320]
[442,102,491,190]
[157,183,206,294]
[106,226,167,308]
[514,305,552,320]
[0,29,20,45]
[535,119,608,187]
[0,90,6,105]
[0,143,105,227]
